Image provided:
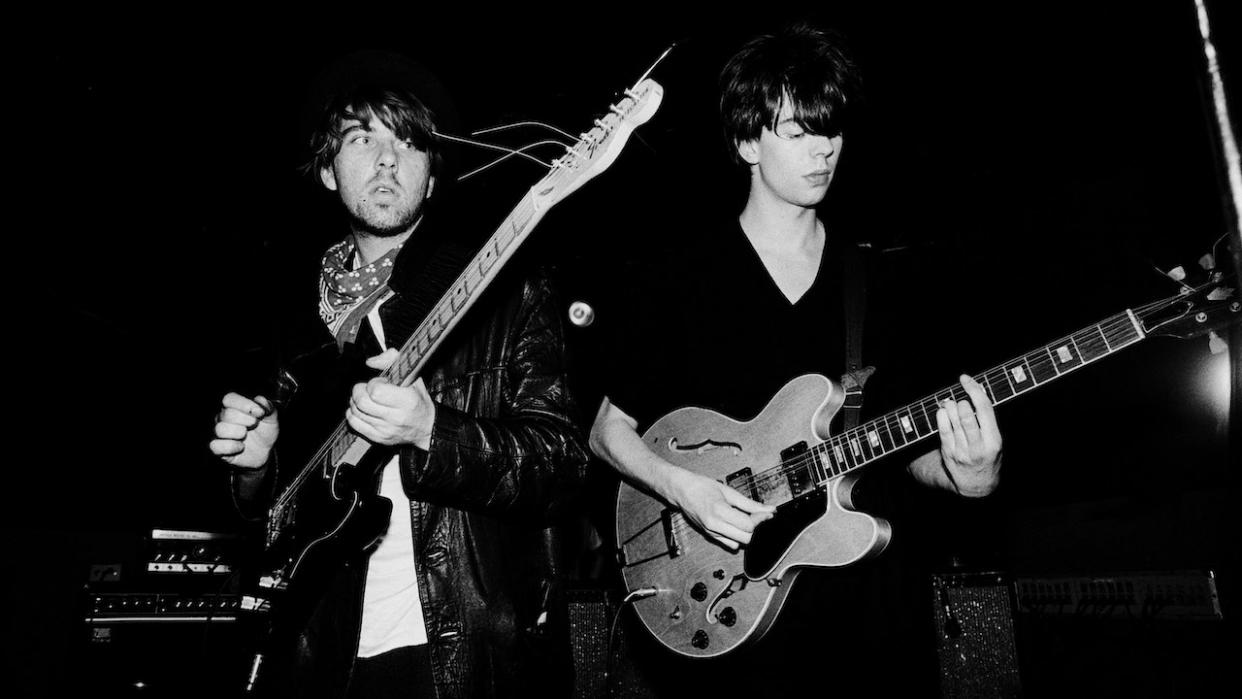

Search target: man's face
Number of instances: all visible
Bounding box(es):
[320,114,435,238]
[738,99,843,209]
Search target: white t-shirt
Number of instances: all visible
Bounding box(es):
[357,298,429,657]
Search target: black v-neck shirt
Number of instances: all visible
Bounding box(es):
[605,216,846,429]
[598,215,943,695]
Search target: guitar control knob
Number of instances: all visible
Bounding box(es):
[691,630,709,649]
[690,582,708,602]
[718,606,737,627]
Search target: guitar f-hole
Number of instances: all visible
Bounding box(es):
[706,574,749,625]
[668,437,742,455]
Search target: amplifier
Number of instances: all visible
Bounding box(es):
[564,585,658,699]
[145,528,239,575]
[931,569,1228,698]
[77,611,249,698]
[931,570,1023,699]
[1014,569,1227,696]
[1015,570,1221,621]
[566,586,612,699]
[74,528,249,696]
[85,592,242,623]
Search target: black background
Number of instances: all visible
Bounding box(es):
[8,2,1240,696]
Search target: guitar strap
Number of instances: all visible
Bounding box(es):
[840,243,875,430]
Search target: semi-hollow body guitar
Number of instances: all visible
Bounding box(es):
[615,270,1236,658]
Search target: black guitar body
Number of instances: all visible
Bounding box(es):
[238,341,396,695]
[743,488,829,579]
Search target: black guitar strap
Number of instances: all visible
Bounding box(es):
[840,243,875,431]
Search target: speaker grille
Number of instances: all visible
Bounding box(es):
[932,571,1022,699]
[566,587,613,699]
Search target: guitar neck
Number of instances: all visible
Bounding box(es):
[263,78,663,546]
[268,190,546,541]
[385,194,541,385]
[273,138,593,527]
[323,190,543,468]
[809,309,1148,484]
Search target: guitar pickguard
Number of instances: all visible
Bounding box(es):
[744,488,828,580]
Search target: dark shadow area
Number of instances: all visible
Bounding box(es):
[9,2,1238,696]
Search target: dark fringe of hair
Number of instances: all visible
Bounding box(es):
[303,86,442,178]
[719,23,864,165]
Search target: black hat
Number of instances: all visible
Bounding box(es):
[299,49,462,178]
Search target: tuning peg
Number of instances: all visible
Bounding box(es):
[1168,266,1186,281]
[1208,329,1228,355]
[1199,254,1216,271]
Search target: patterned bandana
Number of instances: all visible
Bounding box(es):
[318,238,402,345]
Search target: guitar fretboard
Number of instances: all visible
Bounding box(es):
[798,309,1147,486]
[324,193,539,468]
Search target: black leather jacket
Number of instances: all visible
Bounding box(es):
[234,235,590,698]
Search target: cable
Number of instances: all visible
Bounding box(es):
[602,588,660,697]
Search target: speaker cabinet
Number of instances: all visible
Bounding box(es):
[566,586,614,699]
[932,570,1022,699]
[565,585,660,699]
[75,619,249,698]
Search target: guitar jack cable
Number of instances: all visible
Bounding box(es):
[602,587,662,694]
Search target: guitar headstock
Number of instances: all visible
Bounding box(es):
[1138,258,1239,342]
[530,79,663,209]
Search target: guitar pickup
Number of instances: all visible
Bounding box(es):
[725,467,757,501]
[780,441,814,496]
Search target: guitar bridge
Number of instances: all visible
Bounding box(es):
[661,509,682,559]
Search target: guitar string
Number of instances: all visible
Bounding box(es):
[659,321,1127,542]
[269,106,636,514]
[661,284,1219,543]
[688,311,1138,499]
[756,301,1166,488]
[653,291,1198,541]
[457,140,572,182]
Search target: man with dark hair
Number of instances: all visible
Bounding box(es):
[211,55,589,698]
[592,24,1002,695]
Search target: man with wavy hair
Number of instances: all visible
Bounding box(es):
[211,52,588,698]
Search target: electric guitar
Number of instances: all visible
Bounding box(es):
[238,79,663,692]
[614,267,1237,658]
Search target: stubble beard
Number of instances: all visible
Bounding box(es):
[347,196,426,239]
